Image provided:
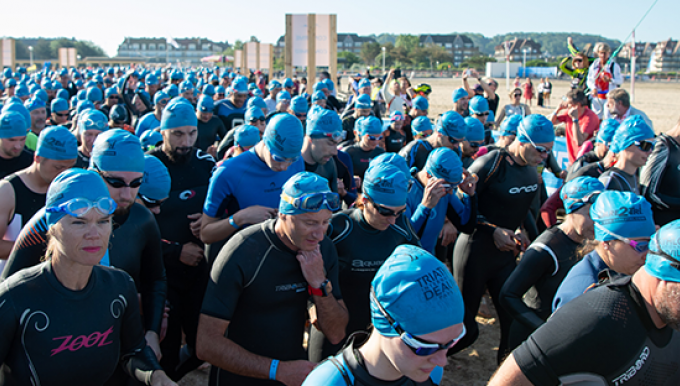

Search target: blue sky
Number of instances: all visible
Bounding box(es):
[3,0,675,57]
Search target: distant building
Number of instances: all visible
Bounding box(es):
[419,34,480,67]
[494,38,542,62]
[273,33,377,59]
[116,37,229,65]
[646,39,680,73]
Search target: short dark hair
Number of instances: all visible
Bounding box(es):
[566,89,588,106]
[608,89,630,108]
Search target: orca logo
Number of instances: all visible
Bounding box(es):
[179,190,196,200]
[509,184,538,194]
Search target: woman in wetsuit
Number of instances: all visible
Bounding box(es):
[0,169,175,386]
[308,161,420,362]
[500,176,604,350]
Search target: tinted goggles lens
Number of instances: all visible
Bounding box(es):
[281,192,341,212]
[271,153,300,163]
[634,140,655,152]
[401,325,466,356]
[367,196,406,217]
[367,135,383,141]
[46,197,117,218]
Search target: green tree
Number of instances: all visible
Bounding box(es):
[395,35,419,52]
[338,51,361,69]
[33,39,53,59]
[233,40,244,50]
[360,42,381,66]
[249,36,259,43]
[460,55,496,70]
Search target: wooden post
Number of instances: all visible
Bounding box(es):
[329,15,338,86]
[307,14,316,83]
[256,42,260,73]
[242,44,247,74]
[285,14,293,79]
[269,44,274,80]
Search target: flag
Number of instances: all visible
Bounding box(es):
[166,37,180,49]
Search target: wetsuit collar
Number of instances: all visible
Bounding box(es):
[354,208,379,234]
[45,260,97,299]
[265,218,299,255]
[342,332,413,385]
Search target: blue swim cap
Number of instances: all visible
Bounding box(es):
[45,168,113,228]
[464,117,484,143]
[369,153,410,181]
[234,125,261,148]
[609,115,655,154]
[140,130,163,150]
[306,108,342,137]
[51,98,69,113]
[179,80,193,93]
[469,96,489,115]
[425,147,463,184]
[161,98,198,130]
[140,155,171,201]
[355,116,383,137]
[412,96,429,111]
[264,114,304,159]
[358,78,371,89]
[165,84,179,98]
[79,109,109,133]
[499,115,522,137]
[363,163,409,207]
[15,85,29,98]
[90,129,145,173]
[215,85,226,94]
[591,191,655,242]
[24,97,45,112]
[154,91,169,105]
[322,78,335,91]
[86,87,103,103]
[35,89,49,103]
[245,106,265,122]
[452,88,468,103]
[202,84,215,97]
[279,171,333,215]
[371,245,464,337]
[0,111,28,138]
[437,111,466,140]
[2,100,31,130]
[355,94,372,110]
[313,82,327,92]
[197,95,214,113]
[268,80,282,91]
[411,116,433,136]
[104,87,118,98]
[645,220,680,283]
[561,176,604,214]
[283,78,294,88]
[247,96,267,111]
[77,89,87,101]
[76,100,94,115]
[291,96,308,114]
[517,115,555,144]
[312,91,326,103]
[231,78,248,94]
[36,126,77,160]
[170,71,184,80]
[276,90,291,102]
[145,74,158,86]
[596,119,620,145]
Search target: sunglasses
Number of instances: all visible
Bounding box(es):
[46,197,117,218]
[295,113,307,119]
[634,140,655,152]
[367,135,383,141]
[271,153,300,164]
[475,112,490,117]
[513,93,522,97]
[55,112,69,117]
[370,289,465,356]
[94,165,143,189]
[448,136,462,145]
[138,193,164,208]
[469,141,484,148]
[249,117,266,123]
[573,59,583,63]
[366,195,406,217]
[594,223,650,253]
[281,191,340,212]
[108,95,119,100]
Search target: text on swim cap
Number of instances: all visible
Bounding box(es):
[599,205,644,219]
[366,178,395,194]
[416,266,454,301]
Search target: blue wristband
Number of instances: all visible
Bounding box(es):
[228,215,240,230]
[269,359,279,380]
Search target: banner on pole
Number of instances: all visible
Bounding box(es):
[290,14,331,66]
[246,42,258,70]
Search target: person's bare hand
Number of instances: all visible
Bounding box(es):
[150,370,176,386]
[276,360,316,386]
[422,178,447,209]
[440,221,458,246]
[296,245,325,289]
[515,229,530,252]
[567,106,579,120]
[235,206,278,226]
[337,179,346,197]
[179,242,204,267]
[354,175,362,190]
[493,228,517,251]
[458,170,477,196]
[188,213,202,239]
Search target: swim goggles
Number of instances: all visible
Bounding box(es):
[46,197,117,218]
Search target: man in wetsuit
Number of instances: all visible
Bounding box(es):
[74,109,109,169]
[197,172,349,386]
[301,108,342,193]
[600,115,655,193]
[460,117,485,169]
[452,88,470,118]
[214,77,248,131]
[451,115,555,363]
[489,220,680,386]
[195,95,227,154]
[0,126,76,266]
[266,91,291,121]
[200,114,305,247]
[136,91,169,137]
[48,97,70,127]
[23,97,47,152]
[0,111,32,179]
[147,98,216,381]
[341,94,372,143]
[400,110,467,171]
[641,117,680,226]
[264,80,282,114]
[401,96,429,140]
[2,129,167,369]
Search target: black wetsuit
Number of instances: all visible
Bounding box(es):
[343,144,385,181]
[307,209,420,362]
[215,126,237,161]
[599,166,638,194]
[566,149,600,177]
[451,149,539,363]
[196,117,227,152]
[499,226,580,350]
[74,149,90,169]
[147,147,215,380]
[565,160,607,182]
[201,219,342,386]
[640,133,680,226]
[2,205,166,337]
[384,127,407,153]
[341,116,358,143]
[5,173,46,232]
[513,277,680,386]
[0,262,162,386]
[399,140,433,171]
[305,159,338,193]
[0,150,32,179]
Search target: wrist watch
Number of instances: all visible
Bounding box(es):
[308,279,331,297]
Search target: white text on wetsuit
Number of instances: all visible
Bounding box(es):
[612,346,649,385]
